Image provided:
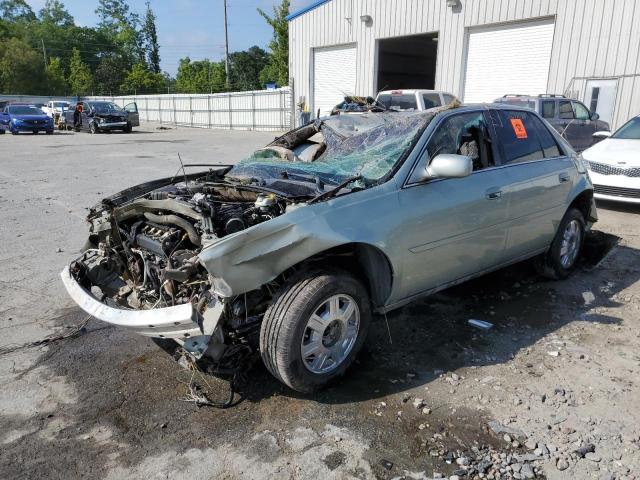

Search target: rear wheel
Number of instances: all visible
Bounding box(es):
[535,208,585,279]
[260,269,371,393]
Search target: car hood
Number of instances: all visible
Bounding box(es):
[582,138,640,167]
[11,114,50,121]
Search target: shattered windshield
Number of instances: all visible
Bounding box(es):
[227,112,433,186]
[91,102,124,114]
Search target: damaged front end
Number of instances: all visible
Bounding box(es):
[61,167,297,361]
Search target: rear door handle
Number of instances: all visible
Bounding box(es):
[485,189,502,200]
[559,172,570,183]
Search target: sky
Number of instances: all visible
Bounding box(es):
[25,0,317,75]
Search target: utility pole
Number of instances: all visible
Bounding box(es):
[41,39,47,69]
[223,0,230,88]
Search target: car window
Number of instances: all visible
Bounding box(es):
[422,93,441,109]
[572,101,590,120]
[8,106,43,115]
[426,111,494,171]
[442,94,457,104]
[376,94,418,110]
[611,117,640,139]
[529,115,562,158]
[541,101,555,119]
[493,111,546,164]
[559,101,574,119]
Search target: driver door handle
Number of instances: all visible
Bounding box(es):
[485,188,502,200]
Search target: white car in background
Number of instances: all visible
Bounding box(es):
[42,100,71,118]
[582,115,640,204]
[376,89,459,111]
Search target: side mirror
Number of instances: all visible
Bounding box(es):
[592,131,611,139]
[590,112,600,120]
[426,154,473,179]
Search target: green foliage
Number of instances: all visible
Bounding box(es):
[175,58,227,94]
[39,0,74,27]
[120,63,166,94]
[142,1,160,73]
[0,0,36,22]
[46,57,68,95]
[257,0,289,87]
[229,46,270,91]
[68,48,93,95]
[0,37,46,94]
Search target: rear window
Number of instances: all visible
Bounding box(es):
[422,93,441,109]
[377,94,418,111]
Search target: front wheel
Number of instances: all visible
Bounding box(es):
[535,208,585,279]
[123,122,132,133]
[260,269,371,393]
[89,122,99,134]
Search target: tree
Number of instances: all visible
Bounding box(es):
[257,0,289,87]
[229,46,270,91]
[120,62,166,94]
[39,0,74,27]
[142,1,160,73]
[46,57,67,94]
[68,47,93,95]
[0,37,45,94]
[96,0,143,66]
[175,58,226,94]
[0,0,36,22]
[94,55,127,95]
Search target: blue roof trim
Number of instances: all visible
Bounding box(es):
[285,0,332,21]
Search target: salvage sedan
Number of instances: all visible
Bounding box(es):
[61,105,597,392]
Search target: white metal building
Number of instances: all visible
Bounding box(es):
[288,0,640,128]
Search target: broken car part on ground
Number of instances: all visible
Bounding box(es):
[61,104,597,393]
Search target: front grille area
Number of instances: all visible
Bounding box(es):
[594,184,640,198]
[588,161,640,178]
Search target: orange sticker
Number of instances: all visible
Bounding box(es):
[510,118,528,139]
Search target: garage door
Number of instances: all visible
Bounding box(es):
[463,20,555,103]
[313,45,356,117]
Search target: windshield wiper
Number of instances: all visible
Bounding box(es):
[307,175,363,204]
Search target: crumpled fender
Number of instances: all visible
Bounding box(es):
[198,181,400,298]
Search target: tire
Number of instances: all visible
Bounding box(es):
[123,122,132,133]
[46,130,53,135]
[535,208,586,280]
[260,269,371,393]
[89,122,99,134]
[0,129,5,135]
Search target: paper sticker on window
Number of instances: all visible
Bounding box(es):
[510,118,528,139]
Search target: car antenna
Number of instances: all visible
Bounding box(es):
[177,153,191,191]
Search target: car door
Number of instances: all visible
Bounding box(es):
[124,102,140,126]
[571,101,596,151]
[397,109,511,298]
[0,108,10,131]
[490,109,574,260]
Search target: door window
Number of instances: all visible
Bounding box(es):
[425,112,494,172]
[124,102,138,113]
[541,101,555,119]
[493,111,546,164]
[558,101,574,119]
[422,93,441,109]
[529,115,562,158]
[442,94,457,104]
[572,101,590,120]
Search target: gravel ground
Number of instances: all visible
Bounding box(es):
[0,123,638,480]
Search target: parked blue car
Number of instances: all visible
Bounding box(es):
[0,104,54,135]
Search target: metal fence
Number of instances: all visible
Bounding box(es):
[86,88,292,131]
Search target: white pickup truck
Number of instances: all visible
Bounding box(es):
[42,100,71,118]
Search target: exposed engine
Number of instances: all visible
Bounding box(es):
[71,173,288,335]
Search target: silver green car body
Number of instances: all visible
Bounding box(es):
[198,104,597,313]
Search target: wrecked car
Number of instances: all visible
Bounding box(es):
[61,104,597,393]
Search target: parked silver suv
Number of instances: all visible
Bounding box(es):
[62,104,597,393]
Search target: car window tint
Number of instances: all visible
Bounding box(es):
[376,94,418,110]
[494,111,545,164]
[559,101,574,119]
[426,112,494,171]
[572,101,590,120]
[529,115,562,158]
[422,93,441,109]
[541,101,555,119]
